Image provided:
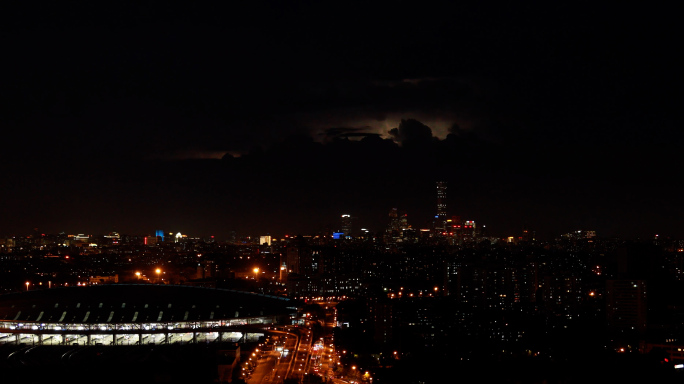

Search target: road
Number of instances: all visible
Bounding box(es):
[246,328,298,384]
[248,303,340,384]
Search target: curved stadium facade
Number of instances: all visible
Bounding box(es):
[0,284,296,346]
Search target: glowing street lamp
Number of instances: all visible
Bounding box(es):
[253,267,259,280]
[156,268,162,283]
[25,282,30,291]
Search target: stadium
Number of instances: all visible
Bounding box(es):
[0,284,296,346]
[0,284,299,383]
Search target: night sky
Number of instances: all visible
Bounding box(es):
[2,3,681,239]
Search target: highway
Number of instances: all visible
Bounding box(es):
[246,327,300,384]
[247,303,340,384]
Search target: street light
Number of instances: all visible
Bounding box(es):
[25,282,29,291]
[156,268,161,283]
[253,267,259,280]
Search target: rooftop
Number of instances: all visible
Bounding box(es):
[0,284,294,324]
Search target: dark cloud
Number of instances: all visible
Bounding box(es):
[319,127,379,141]
[389,119,436,147]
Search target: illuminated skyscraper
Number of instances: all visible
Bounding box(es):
[386,208,410,243]
[341,214,352,238]
[436,181,447,231]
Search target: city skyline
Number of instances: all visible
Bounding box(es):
[0,179,598,241]
[0,177,670,240]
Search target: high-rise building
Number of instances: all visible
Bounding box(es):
[606,280,647,332]
[341,214,352,238]
[436,181,447,231]
[386,208,410,243]
[521,224,533,242]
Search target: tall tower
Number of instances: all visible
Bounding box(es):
[436,181,447,231]
[341,214,352,238]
